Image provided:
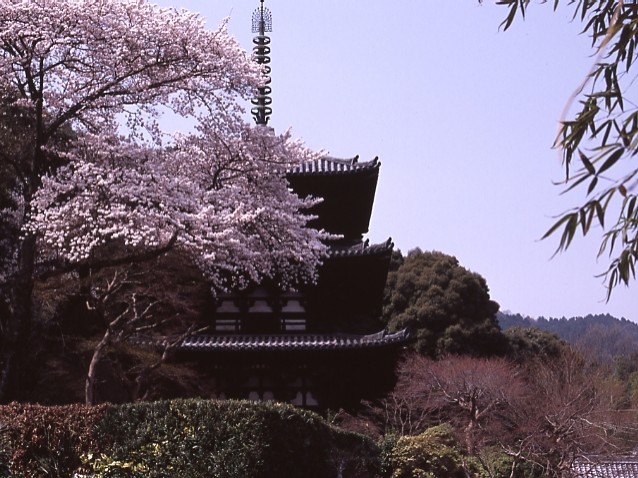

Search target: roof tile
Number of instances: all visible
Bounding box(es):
[573,458,638,478]
[176,329,409,352]
[287,156,379,176]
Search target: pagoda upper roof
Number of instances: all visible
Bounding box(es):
[287,155,379,176]
[286,155,380,241]
[328,238,393,258]
[148,329,409,353]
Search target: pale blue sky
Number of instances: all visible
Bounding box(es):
[154,0,637,322]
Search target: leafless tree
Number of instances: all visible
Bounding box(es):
[500,347,635,477]
[362,349,638,477]
[84,266,206,405]
[364,354,525,450]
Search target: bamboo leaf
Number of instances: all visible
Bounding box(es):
[499,1,518,31]
[563,171,592,193]
[626,196,636,219]
[495,0,638,297]
[606,269,618,300]
[595,201,605,228]
[542,213,577,241]
[598,148,625,175]
[558,214,578,250]
[579,150,595,175]
[619,184,628,197]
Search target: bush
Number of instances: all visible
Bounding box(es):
[0,423,12,477]
[476,447,542,478]
[385,424,479,478]
[378,434,400,478]
[0,399,378,478]
[0,403,107,478]
[87,399,378,478]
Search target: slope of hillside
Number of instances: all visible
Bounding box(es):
[498,312,638,359]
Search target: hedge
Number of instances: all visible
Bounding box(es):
[0,400,378,478]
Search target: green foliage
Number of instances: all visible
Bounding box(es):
[612,352,638,408]
[504,326,568,363]
[385,424,479,478]
[477,447,541,478]
[0,400,378,478]
[499,312,638,344]
[498,312,638,361]
[93,400,351,478]
[383,249,506,357]
[496,0,638,297]
[627,370,638,408]
[88,399,378,478]
[378,434,400,478]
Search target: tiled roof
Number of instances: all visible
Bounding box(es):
[175,329,409,352]
[328,238,393,258]
[287,155,379,176]
[572,458,638,478]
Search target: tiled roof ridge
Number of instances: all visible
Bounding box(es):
[287,155,380,176]
[131,328,410,352]
[575,455,638,463]
[328,237,393,258]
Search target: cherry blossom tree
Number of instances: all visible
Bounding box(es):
[0,0,325,401]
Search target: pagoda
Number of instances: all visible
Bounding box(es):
[171,1,408,410]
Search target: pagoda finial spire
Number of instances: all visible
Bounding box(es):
[251,0,272,126]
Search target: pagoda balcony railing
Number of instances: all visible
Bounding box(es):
[213,288,307,334]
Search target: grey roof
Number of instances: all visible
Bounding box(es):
[287,155,379,175]
[176,329,409,352]
[572,458,638,478]
[328,238,393,258]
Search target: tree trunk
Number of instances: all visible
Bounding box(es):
[464,396,479,454]
[85,330,111,406]
[464,420,476,455]
[0,136,43,403]
[0,235,36,402]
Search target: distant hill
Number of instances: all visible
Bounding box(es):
[497,312,638,360]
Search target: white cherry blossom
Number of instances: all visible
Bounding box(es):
[0,0,325,291]
[0,0,326,399]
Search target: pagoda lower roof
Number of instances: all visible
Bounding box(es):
[173,329,409,353]
[287,155,379,176]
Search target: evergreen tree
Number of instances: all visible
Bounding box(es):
[383,249,506,357]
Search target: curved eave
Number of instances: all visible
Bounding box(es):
[287,158,380,240]
[328,238,393,258]
[173,329,409,353]
[286,156,380,177]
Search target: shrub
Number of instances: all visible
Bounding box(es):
[83,399,378,478]
[378,434,400,478]
[0,403,107,478]
[0,423,11,477]
[386,424,478,478]
[476,447,542,478]
[0,399,378,478]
